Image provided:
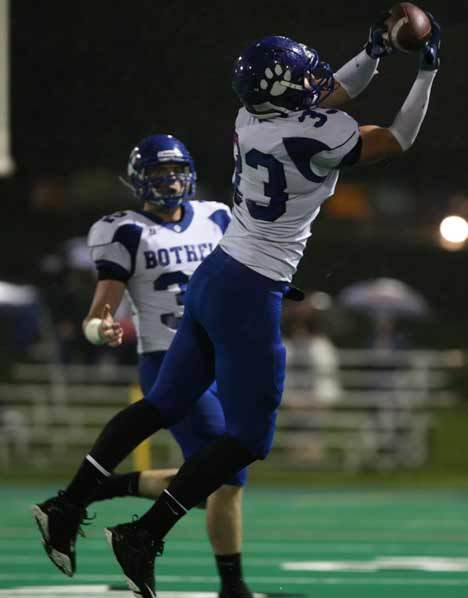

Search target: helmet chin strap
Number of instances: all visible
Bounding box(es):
[148,195,184,210]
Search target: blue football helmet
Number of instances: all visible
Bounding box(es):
[232,36,334,118]
[127,134,196,209]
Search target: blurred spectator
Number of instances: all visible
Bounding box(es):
[283,292,342,404]
[338,277,431,350]
[0,282,41,373]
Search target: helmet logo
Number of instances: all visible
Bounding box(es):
[259,64,303,97]
[157,148,183,160]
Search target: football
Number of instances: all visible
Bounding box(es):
[386,2,432,53]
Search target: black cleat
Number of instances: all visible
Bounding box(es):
[219,581,254,598]
[105,520,164,598]
[31,492,89,577]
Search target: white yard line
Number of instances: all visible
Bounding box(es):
[2,575,468,587]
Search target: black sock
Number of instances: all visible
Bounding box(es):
[64,457,109,506]
[216,553,245,590]
[137,436,256,540]
[167,436,256,508]
[65,400,164,506]
[86,471,141,505]
[138,489,188,539]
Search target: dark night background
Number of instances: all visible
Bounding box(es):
[4,0,468,346]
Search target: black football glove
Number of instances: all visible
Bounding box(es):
[419,12,441,71]
[284,286,305,302]
[365,11,395,59]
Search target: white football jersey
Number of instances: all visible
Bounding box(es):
[88,201,231,353]
[220,106,360,282]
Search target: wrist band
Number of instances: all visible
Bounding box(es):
[84,318,106,345]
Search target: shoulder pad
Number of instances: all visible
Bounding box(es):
[208,204,231,233]
[194,201,231,219]
[88,210,140,248]
[201,201,231,215]
[193,201,231,234]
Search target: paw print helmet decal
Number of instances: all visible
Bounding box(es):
[232,35,334,119]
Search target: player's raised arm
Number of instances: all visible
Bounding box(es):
[82,280,125,347]
[356,13,440,165]
[321,11,393,108]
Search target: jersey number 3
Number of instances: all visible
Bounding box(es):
[234,134,288,222]
[233,130,329,222]
[154,272,189,331]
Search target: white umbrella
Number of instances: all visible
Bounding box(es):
[338,278,430,319]
[0,281,38,306]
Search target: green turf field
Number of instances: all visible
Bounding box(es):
[1,485,468,597]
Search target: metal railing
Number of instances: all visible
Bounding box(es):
[0,349,464,473]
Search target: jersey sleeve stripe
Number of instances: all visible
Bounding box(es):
[330,129,357,150]
[111,224,143,276]
[95,259,130,282]
[338,136,362,167]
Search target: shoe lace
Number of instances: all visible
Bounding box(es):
[78,512,96,538]
[56,490,95,538]
[131,515,165,559]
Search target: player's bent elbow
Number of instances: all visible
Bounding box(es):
[358,126,405,165]
[387,127,414,153]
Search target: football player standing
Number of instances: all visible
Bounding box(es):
[33,12,440,598]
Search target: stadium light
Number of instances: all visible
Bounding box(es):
[439,215,468,246]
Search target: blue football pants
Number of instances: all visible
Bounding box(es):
[144,246,288,459]
[139,350,247,486]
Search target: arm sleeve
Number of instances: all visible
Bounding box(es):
[334,50,379,99]
[388,70,437,151]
